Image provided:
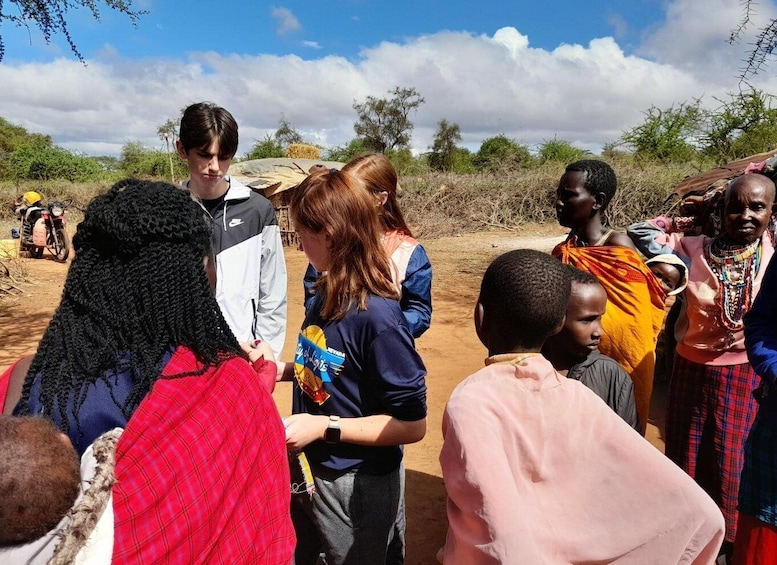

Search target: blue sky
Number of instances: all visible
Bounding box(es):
[1,0,776,157]
[3,1,666,63]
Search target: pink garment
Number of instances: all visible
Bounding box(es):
[439,354,724,564]
[650,222,773,365]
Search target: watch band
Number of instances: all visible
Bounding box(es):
[325,415,341,444]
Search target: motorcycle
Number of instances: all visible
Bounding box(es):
[12,200,71,262]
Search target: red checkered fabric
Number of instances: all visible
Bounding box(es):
[112,346,294,564]
[665,356,760,543]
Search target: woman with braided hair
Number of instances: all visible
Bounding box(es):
[1,179,294,564]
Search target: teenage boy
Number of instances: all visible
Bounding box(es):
[542,265,640,431]
[177,102,287,357]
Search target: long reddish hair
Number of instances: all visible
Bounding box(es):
[342,154,413,237]
[290,169,398,320]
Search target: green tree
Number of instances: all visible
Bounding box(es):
[0,0,146,62]
[449,147,476,174]
[323,139,368,163]
[274,115,304,148]
[245,134,285,160]
[619,101,704,163]
[537,138,591,164]
[8,144,104,181]
[473,135,533,172]
[702,89,777,163]
[120,141,187,178]
[353,87,425,153]
[428,119,462,172]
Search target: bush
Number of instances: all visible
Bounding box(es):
[398,161,693,238]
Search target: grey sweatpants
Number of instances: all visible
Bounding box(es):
[292,464,401,565]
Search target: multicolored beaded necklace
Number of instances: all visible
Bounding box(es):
[705,235,761,333]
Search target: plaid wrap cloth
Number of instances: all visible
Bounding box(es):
[666,355,761,543]
[112,346,295,564]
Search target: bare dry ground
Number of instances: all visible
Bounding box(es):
[0,226,669,565]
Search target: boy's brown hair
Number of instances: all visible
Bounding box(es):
[178,101,239,159]
[0,416,80,545]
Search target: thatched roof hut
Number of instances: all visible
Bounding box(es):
[229,158,345,246]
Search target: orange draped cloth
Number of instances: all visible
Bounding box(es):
[553,240,666,434]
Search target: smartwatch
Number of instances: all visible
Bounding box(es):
[325,415,341,444]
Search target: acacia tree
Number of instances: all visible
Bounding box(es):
[618,101,704,163]
[428,119,462,172]
[274,115,304,148]
[730,1,777,79]
[0,0,145,61]
[353,87,425,153]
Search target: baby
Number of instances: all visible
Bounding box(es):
[646,253,689,297]
[0,416,80,545]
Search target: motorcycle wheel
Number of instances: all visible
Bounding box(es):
[51,228,70,262]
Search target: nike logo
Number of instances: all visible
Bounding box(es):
[229,218,244,227]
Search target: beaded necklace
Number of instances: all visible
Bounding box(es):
[705,235,761,333]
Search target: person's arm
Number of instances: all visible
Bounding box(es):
[400,245,433,338]
[284,413,426,451]
[745,259,777,385]
[256,217,288,359]
[241,341,277,394]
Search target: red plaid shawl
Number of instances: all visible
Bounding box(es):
[112,346,294,564]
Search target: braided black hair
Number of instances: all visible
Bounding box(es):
[565,159,617,210]
[16,179,242,431]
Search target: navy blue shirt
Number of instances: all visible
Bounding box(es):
[16,350,173,456]
[292,294,427,474]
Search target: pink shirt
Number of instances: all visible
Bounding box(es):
[652,226,774,365]
[439,354,724,564]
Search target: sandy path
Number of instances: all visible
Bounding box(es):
[0,228,668,564]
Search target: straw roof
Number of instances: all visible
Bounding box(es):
[229,158,345,199]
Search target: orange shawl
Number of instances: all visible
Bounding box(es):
[553,240,666,434]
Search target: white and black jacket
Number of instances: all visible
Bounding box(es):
[186,176,288,358]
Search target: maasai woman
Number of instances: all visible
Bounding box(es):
[628,173,776,559]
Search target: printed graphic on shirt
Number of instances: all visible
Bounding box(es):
[228,218,244,227]
[294,325,345,405]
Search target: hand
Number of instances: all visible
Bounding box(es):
[283,413,328,451]
[240,340,276,365]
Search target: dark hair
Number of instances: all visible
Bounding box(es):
[179,102,239,159]
[479,249,571,350]
[16,179,242,431]
[290,169,397,320]
[342,153,413,237]
[0,416,80,545]
[565,159,617,209]
[564,263,599,286]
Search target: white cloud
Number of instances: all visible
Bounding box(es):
[270,7,301,36]
[302,40,321,49]
[3,1,777,159]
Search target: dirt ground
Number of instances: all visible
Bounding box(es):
[0,226,668,565]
